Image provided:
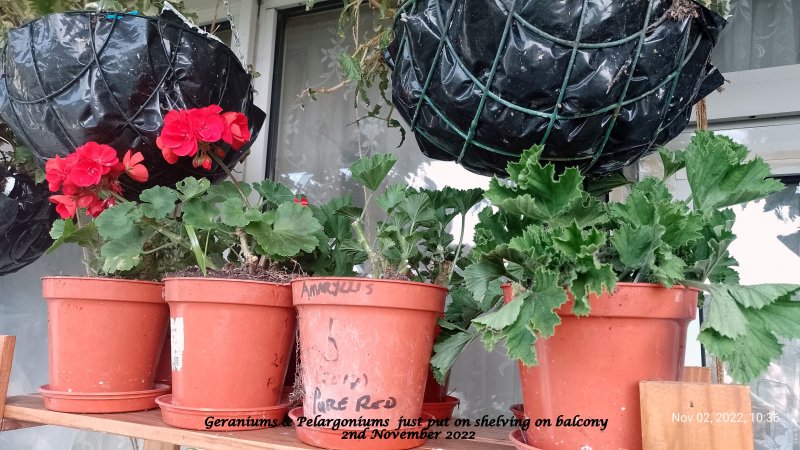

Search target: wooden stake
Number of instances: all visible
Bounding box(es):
[0,336,17,428]
[681,367,712,383]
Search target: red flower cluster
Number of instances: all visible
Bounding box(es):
[294,197,309,206]
[45,142,148,219]
[155,106,250,171]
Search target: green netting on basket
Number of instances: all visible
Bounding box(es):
[387,0,726,176]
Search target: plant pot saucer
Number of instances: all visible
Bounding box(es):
[510,403,525,421]
[39,383,170,413]
[289,407,433,450]
[421,395,459,420]
[508,429,544,450]
[156,394,288,431]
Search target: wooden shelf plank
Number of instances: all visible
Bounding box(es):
[2,395,515,450]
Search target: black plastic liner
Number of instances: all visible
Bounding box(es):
[386,0,726,176]
[0,10,265,197]
[0,167,57,276]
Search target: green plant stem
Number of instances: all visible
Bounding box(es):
[141,241,177,255]
[353,218,380,277]
[76,214,97,276]
[446,213,467,285]
[209,150,252,207]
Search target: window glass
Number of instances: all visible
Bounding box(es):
[728,178,800,450]
[713,0,800,72]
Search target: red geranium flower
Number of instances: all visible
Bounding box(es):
[120,150,149,183]
[45,155,73,192]
[69,158,104,187]
[293,197,309,207]
[157,110,198,160]
[45,141,149,219]
[75,142,118,175]
[189,105,226,143]
[221,111,250,150]
[85,195,107,218]
[49,195,77,219]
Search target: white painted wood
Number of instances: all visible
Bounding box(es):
[242,7,280,184]
[697,65,800,124]
[262,0,306,9]
[187,0,241,26]
[237,0,260,65]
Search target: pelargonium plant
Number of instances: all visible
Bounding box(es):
[432,131,800,384]
[307,153,483,285]
[46,106,321,280]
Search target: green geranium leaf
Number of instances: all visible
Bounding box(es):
[584,171,631,197]
[48,219,98,253]
[376,184,407,211]
[449,187,485,215]
[399,193,437,229]
[570,262,616,316]
[465,259,506,302]
[139,186,178,220]
[685,131,783,211]
[247,202,323,257]
[701,284,750,339]
[552,223,605,259]
[610,223,664,269]
[253,180,296,206]
[699,325,782,385]
[723,284,800,309]
[472,294,524,330]
[182,198,219,229]
[490,146,584,222]
[220,197,250,228]
[207,181,252,201]
[431,331,476,384]
[95,203,138,239]
[175,177,211,201]
[503,297,538,366]
[349,153,397,191]
[100,229,143,273]
[754,298,800,338]
[658,147,686,179]
[530,280,570,337]
[339,53,361,82]
[652,250,686,287]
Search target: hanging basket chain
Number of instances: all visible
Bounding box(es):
[222,0,247,67]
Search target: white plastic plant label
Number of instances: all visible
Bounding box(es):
[170,317,185,372]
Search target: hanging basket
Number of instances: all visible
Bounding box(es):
[0,166,57,276]
[386,0,727,176]
[0,10,266,198]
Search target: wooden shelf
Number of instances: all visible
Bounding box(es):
[1,395,516,450]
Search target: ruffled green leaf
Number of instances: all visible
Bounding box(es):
[685,131,783,211]
[349,153,397,191]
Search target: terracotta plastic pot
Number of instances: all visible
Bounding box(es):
[502,283,697,449]
[292,277,446,437]
[154,326,172,386]
[421,395,459,420]
[164,278,295,410]
[422,368,449,403]
[42,277,168,393]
